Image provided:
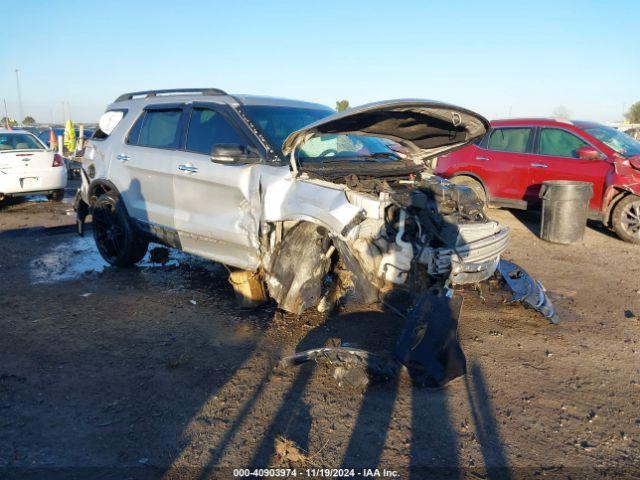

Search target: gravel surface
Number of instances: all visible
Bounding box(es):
[0,198,639,479]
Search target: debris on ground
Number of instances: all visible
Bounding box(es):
[273,436,309,466]
[228,269,268,308]
[149,247,171,265]
[497,259,559,323]
[279,346,397,389]
[280,292,468,389]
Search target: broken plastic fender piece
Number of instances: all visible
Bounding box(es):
[393,293,466,388]
[497,259,559,324]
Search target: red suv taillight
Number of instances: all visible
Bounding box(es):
[52,153,64,167]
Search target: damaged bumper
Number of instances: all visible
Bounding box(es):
[421,224,510,284]
[497,259,559,323]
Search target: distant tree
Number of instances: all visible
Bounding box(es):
[625,101,640,124]
[1,117,17,127]
[552,106,571,119]
[22,116,36,125]
[335,100,350,112]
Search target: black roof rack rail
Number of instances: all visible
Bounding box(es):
[115,88,227,103]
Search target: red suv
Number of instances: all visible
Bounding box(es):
[435,118,640,243]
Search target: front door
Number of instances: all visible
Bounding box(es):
[529,127,610,210]
[172,104,262,270]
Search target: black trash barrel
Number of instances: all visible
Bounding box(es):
[539,180,593,244]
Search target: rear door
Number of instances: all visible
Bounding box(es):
[476,127,535,205]
[172,103,263,270]
[529,127,610,210]
[108,104,187,230]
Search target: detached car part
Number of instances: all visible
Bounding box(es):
[497,259,559,323]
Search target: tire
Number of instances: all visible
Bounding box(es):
[48,189,64,202]
[450,176,488,207]
[611,195,640,244]
[91,191,149,266]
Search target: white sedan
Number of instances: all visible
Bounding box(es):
[0,129,67,202]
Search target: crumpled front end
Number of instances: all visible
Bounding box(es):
[341,174,510,293]
[260,167,556,324]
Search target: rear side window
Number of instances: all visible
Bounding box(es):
[126,114,145,145]
[538,128,589,158]
[93,110,126,140]
[137,109,183,149]
[186,108,245,154]
[487,128,532,153]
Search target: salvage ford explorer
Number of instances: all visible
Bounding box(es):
[75,89,557,385]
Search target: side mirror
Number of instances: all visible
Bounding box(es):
[210,143,260,164]
[576,146,602,160]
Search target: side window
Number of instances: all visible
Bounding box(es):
[126,113,145,145]
[538,128,589,158]
[487,128,532,153]
[137,109,183,149]
[186,108,245,155]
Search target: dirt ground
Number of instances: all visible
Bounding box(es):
[1,190,639,479]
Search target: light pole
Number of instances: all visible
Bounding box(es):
[3,98,9,128]
[15,69,24,124]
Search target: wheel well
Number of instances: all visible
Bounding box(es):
[606,189,636,226]
[88,180,117,204]
[450,173,488,197]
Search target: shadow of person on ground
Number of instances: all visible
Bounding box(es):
[243,299,468,478]
[465,361,512,480]
[245,309,403,470]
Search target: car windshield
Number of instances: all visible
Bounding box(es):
[585,126,640,157]
[0,133,45,151]
[243,105,334,155]
[297,134,404,163]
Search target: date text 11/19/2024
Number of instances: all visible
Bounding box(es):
[233,468,400,477]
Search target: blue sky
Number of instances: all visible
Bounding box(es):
[1,0,638,123]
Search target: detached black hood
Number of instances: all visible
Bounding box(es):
[282,99,490,162]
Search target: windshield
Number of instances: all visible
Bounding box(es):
[297,134,405,163]
[0,133,46,151]
[585,126,640,157]
[243,105,333,155]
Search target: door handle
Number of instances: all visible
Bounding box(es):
[177,164,198,173]
[116,154,130,162]
[531,163,548,168]
[476,156,490,161]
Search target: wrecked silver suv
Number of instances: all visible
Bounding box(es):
[76,89,556,386]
